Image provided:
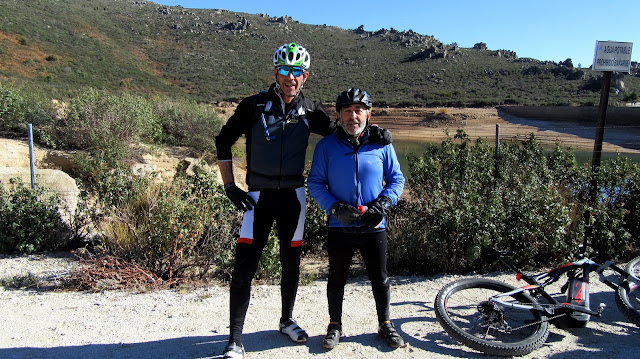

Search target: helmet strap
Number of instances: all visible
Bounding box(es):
[274,73,304,102]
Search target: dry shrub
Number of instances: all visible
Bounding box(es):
[91,164,240,284]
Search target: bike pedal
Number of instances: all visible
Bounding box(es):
[597,302,606,314]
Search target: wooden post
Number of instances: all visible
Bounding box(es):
[591,71,612,172]
[590,71,612,203]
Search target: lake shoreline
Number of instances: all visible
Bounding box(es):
[498,105,640,125]
[365,106,640,154]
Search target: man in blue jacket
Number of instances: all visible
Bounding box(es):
[307,88,406,350]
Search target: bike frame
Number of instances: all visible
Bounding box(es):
[487,250,640,319]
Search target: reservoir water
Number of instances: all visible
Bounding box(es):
[306,114,640,171]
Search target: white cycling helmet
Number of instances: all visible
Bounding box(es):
[273,43,311,69]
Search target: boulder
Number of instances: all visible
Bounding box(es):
[0,167,80,224]
[0,138,48,168]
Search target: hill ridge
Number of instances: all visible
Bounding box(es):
[0,0,638,106]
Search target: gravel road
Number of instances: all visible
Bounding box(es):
[1,252,638,359]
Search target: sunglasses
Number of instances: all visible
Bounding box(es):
[277,66,305,77]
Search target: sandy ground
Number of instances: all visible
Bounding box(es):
[1,253,639,359]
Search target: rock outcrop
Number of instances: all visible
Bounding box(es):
[0,138,79,222]
[0,137,246,224]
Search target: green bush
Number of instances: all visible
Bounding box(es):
[622,91,638,103]
[0,178,76,254]
[493,137,577,264]
[55,88,159,166]
[90,163,327,283]
[589,156,640,257]
[386,133,633,275]
[154,98,224,152]
[0,81,26,132]
[255,230,282,283]
[93,164,241,281]
[0,81,54,140]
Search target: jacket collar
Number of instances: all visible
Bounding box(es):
[337,126,370,147]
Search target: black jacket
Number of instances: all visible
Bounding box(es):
[215,84,334,190]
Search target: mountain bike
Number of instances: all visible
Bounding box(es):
[434,246,640,356]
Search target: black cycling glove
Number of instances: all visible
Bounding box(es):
[368,124,392,145]
[361,196,393,227]
[330,202,361,225]
[224,184,256,212]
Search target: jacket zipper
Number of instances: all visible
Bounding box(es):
[355,148,360,205]
[277,95,286,189]
[279,116,287,189]
[342,137,363,205]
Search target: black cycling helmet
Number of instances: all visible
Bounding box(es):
[335,88,372,111]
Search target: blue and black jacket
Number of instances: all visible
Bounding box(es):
[307,127,405,229]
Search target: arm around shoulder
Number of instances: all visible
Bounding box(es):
[307,101,335,136]
[307,138,339,212]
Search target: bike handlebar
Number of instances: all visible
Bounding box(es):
[481,247,515,261]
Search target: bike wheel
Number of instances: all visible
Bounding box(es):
[435,278,549,357]
[615,256,640,327]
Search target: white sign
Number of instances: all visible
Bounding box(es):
[592,40,633,72]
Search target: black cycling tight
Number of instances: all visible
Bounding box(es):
[228,188,304,345]
[326,230,390,326]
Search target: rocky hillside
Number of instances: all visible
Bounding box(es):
[1,0,638,106]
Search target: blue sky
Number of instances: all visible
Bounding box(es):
[153,0,638,69]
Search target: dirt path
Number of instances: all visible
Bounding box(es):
[1,253,638,359]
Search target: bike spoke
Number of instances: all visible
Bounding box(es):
[444,286,541,343]
[436,278,550,356]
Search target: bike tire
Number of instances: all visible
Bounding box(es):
[615,256,640,327]
[435,278,549,357]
